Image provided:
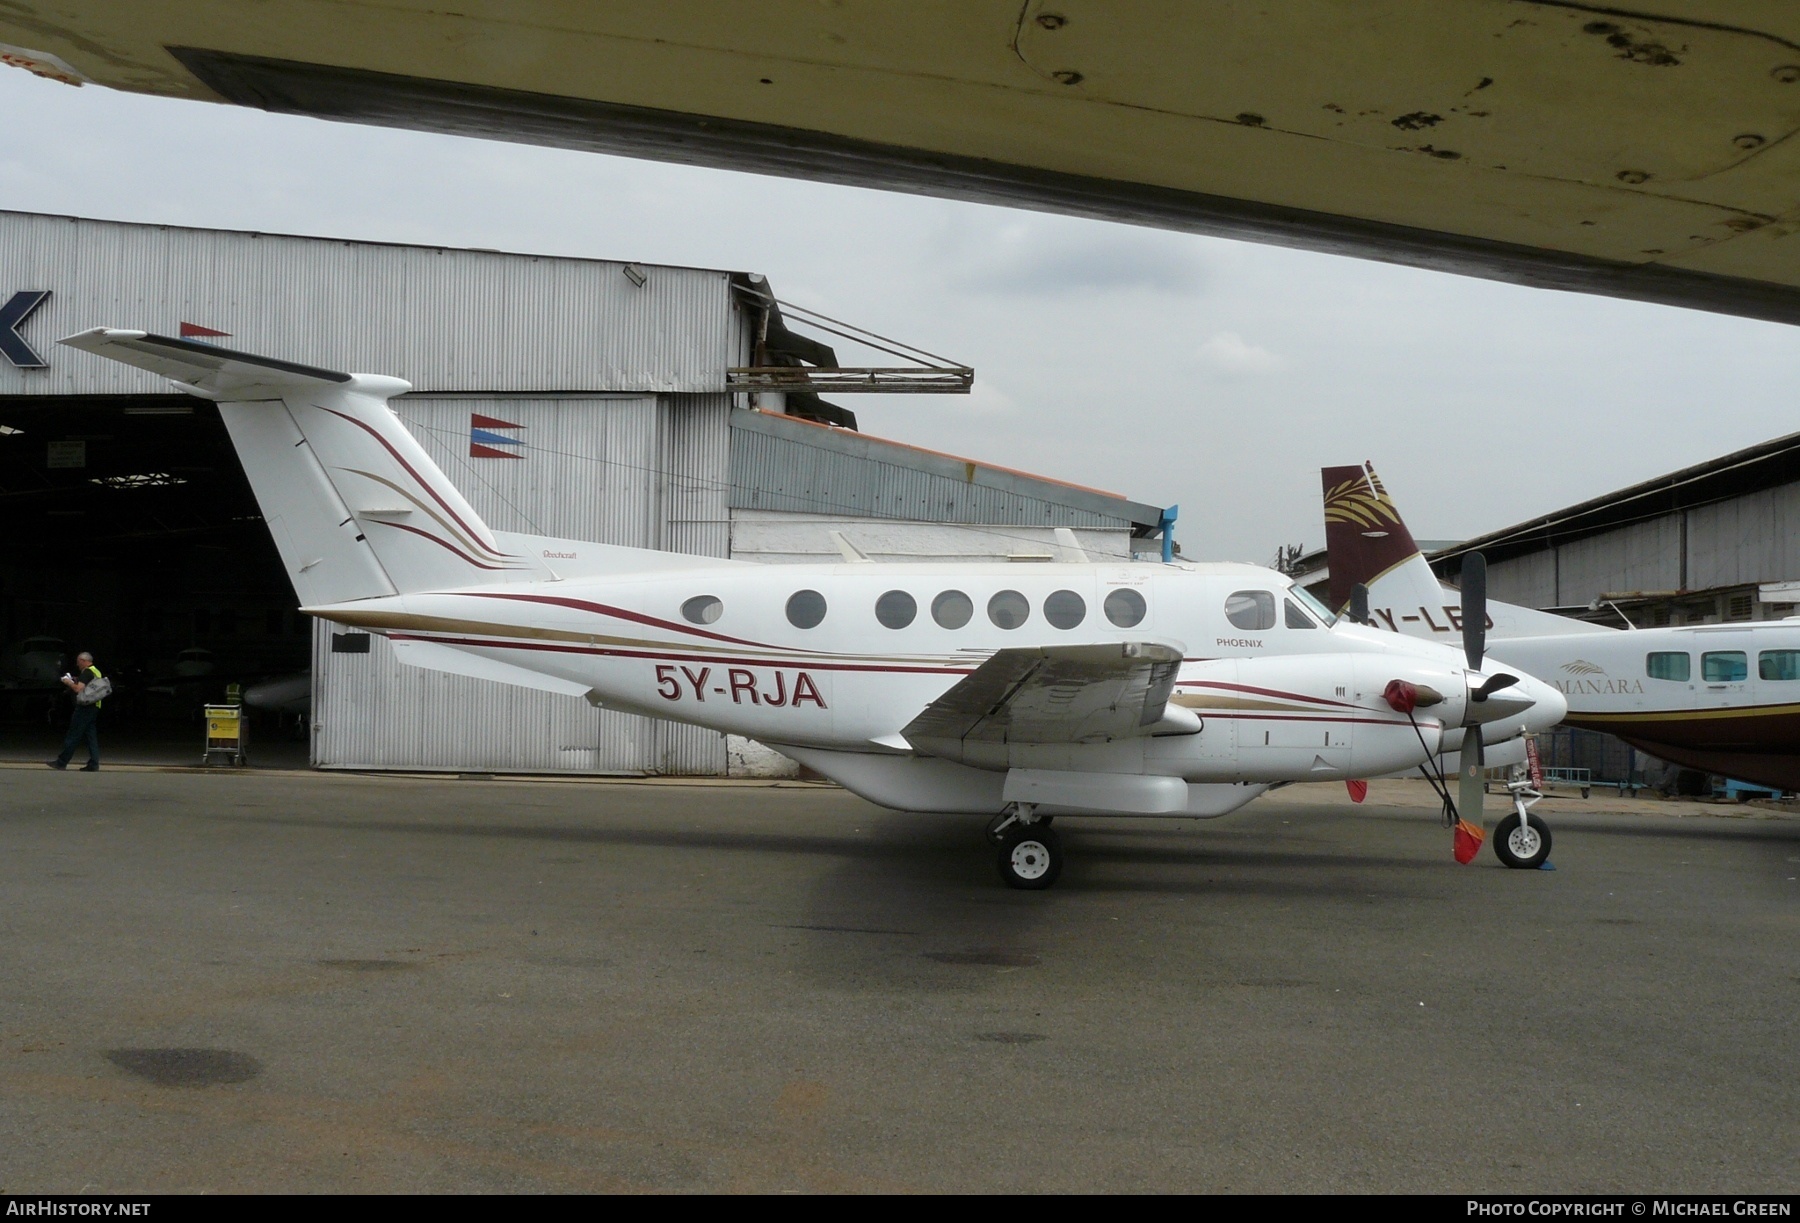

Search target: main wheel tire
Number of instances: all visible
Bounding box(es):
[1492,811,1552,869]
[997,825,1062,890]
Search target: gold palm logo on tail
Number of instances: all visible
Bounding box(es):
[1321,462,1424,614]
[1322,471,1403,532]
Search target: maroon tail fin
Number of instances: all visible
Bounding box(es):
[1322,463,1422,613]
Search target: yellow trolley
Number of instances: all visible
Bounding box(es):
[203,703,248,766]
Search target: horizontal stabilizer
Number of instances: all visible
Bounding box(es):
[57,329,367,399]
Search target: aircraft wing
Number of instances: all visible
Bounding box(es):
[7,5,1800,323]
[58,329,357,398]
[903,643,1183,750]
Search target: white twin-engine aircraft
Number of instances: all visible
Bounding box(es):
[62,329,1567,887]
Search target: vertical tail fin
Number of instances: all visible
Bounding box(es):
[58,329,543,600]
[1321,461,1615,639]
[1321,462,1428,613]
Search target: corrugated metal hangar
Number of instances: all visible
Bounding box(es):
[1431,434,1800,630]
[0,210,1166,775]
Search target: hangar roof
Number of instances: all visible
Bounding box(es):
[1433,430,1800,571]
[729,407,1163,534]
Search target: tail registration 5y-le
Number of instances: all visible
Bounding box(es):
[60,328,1567,887]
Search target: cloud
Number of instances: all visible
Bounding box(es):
[951,223,1207,296]
[1197,330,1283,374]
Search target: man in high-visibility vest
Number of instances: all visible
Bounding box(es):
[48,651,103,772]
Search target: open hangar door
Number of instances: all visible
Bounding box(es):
[0,393,309,761]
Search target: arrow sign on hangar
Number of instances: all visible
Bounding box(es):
[1,291,51,368]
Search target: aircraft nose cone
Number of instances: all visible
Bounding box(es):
[1472,688,1535,722]
[1529,676,1569,728]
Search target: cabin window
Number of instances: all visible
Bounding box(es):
[1104,588,1147,628]
[786,589,827,629]
[1284,599,1318,629]
[875,590,917,629]
[1645,652,1690,682]
[1044,589,1086,630]
[932,590,973,629]
[1701,651,1747,682]
[681,595,723,625]
[1225,590,1276,632]
[988,590,1030,630]
[1760,650,1800,681]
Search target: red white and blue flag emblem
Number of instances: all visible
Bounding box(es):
[469,412,525,459]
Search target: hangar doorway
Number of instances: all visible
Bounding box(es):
[0,394,309,764]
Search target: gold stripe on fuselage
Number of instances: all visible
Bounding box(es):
[1569,701,1800,726]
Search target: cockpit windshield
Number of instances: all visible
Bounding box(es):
[1286,583,1337,627]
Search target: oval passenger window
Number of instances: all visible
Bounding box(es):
[1104,588,1146,628]
[1044,589,1086,630]
[932,590,973,629]
[988,590,1030,629]
[786,589,827,629]
[1225,590,1276,631]
[875,589,917,629]
[681,595,723,625]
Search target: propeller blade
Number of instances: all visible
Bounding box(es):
[1474,672,1520,700]
[1349,583,1370,626]
[1454,733,1487,864]
[1461,552,1487,672]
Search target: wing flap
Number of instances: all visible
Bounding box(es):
[904,642,1183,750]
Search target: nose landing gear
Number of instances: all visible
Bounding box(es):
[1493,772,1553,869]
[987,802,1063,890]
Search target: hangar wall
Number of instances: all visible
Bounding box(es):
[1485,486,1800,612]
[1686,484,1800,591]
[0,210,742,397]
[311,393,732,774]
[1443,428,1800,647]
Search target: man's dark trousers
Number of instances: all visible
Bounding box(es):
[55,705,99,768]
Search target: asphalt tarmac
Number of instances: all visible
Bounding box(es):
[1,767,1795,1193]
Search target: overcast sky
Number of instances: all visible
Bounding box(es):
[5,68,1797,563]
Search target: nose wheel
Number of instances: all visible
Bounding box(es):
[1491,771,1552,869]
[1493,810,1552,869]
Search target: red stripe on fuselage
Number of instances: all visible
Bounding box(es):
[468,591,819,652]
[1176,679,1362,709]
[390,633,976,676]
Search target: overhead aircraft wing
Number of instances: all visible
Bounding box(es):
[903,642,1183,751]
[6,5,1800,323]
[57,329,360,398]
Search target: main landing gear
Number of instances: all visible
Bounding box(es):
[1493,771,1553,870]
[986,803,1062,890]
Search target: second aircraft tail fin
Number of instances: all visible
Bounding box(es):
[1322,461,1613,640]
[1321,463,1437,614]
